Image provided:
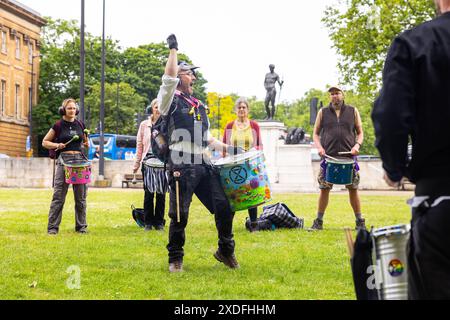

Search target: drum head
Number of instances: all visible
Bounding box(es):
[372,224,410,238]
[213,150,263,167]
[61,158,91,168]
[143,157,164,168]
[326,158,354,165]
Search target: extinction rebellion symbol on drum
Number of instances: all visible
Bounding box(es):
[229,165,248,184]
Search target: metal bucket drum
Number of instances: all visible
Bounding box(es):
[213,150,272,212]
[142,156,168,194]
[143,157,165,169]
[62,159,92,185]
[325,158,354,185]
[372,224,410,300]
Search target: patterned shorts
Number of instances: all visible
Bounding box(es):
[317,166,360,190]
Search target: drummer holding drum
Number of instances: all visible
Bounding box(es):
[133,99,168,231]
[310,86,366,231]
[42,98,90,235]
[158,34,243,273]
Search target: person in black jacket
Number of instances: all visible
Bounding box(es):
[372,0,450,299]
[157,34,242,273]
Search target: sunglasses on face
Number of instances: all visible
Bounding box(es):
[179,70,196,77]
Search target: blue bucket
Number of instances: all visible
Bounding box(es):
[325,159,354,185]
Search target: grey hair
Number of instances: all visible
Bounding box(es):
[234,97,249,110]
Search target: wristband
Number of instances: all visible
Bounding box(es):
[355,142,362,147]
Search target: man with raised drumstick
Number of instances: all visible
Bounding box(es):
[157,34,242,273]
[372,0,450,299]
[309,86,365,231]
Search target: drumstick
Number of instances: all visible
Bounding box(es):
[173,171,181,223]
[324,154,340,161]
[338,151,352,155]
[64,135,80,146]
[344,227,354,257]
[132,173,137,184]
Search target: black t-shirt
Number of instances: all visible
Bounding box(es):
[52,119,84,152]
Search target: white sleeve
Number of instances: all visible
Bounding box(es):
[157,74,180,116]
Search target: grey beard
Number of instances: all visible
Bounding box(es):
[332,101,344,110]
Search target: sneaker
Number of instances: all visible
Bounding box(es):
[213,250,240,269]
[144,225,152,231]
[308,218,323,231]
[77,229,88,234]
[355,218,366,230]
[169,261,183,273]
[47,229,58,235]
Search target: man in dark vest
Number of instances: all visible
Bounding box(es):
[372,0,450,299]
[157,34,242,273]
[310,86,365,231]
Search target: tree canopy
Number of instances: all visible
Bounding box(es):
[34,18,207,136]
[322,0,435,96]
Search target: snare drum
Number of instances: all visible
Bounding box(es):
[372,224,410,300]
[325,158,354,185]
[61,158,92,185]
[213,150,272,212]
[142,157,168,194]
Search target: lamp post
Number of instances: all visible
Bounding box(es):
[99,0,106,178]
[28,53,40,157]
[79,0,85,123]
[115,73,120,135]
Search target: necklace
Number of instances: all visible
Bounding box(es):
[235,119,249,129]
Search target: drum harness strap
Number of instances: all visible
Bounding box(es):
[407,196,450,211]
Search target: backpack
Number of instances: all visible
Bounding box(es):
[150,97,178,164]
[49,119,85,159]
[259,202,304,229]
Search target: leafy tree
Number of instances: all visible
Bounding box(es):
[121,43,207,105]
[322,0,435,95]
[38,18,122,112]
[206,92,236,139]
[84,82,145,135]
[35,18,207,140]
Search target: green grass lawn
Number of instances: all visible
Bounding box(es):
[0,188,412,300]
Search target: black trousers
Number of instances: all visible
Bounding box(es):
[143,190,166,227]
[248,207,258,222]
[141,164,166,227]
[408,179,450,299]
[166,163,235,263]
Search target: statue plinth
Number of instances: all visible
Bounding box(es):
[257,120,315,192]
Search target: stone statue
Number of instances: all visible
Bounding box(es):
[264,64,284,120]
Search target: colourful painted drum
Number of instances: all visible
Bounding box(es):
[63,160,92,185]
[213,150,272,212]
[372,224,410,300]
[325,158,354,185]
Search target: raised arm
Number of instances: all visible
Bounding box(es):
[157,34,180,116]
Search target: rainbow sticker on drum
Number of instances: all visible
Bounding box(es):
[214,150,272,212]
[388,259,404,277]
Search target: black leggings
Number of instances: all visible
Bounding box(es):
[248,207,258,222]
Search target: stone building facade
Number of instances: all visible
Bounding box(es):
[0,0,46,157]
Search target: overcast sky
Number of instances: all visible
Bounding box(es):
[18,0,341,102]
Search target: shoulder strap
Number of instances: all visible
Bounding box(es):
[75,119,85,130]
[53,120,62,140]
